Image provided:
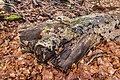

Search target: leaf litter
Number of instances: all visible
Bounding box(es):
[0,0,120,79]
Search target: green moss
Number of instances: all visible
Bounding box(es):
[43,27,50,31]
[5,15,22,21]
[71,17,84,26]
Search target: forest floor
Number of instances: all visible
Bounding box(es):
[0,0,120,80]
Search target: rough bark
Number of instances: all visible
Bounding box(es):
[19,13,120,72]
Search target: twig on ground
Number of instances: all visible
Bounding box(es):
[3,0,31,23]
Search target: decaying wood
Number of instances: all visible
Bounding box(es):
[19,13,120,72]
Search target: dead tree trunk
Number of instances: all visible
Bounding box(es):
[19,13,120,72]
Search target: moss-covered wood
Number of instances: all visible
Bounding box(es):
[19,13,120,72]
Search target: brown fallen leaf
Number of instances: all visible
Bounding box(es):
[42,69,53,80]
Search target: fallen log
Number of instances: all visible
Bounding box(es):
[19,13,120,72]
